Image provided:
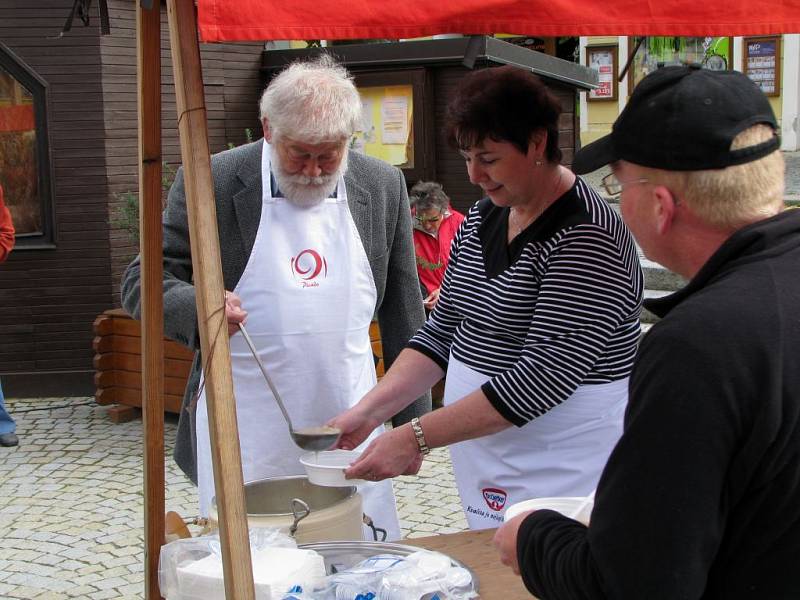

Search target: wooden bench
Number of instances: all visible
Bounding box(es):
[93,308,193,422]
[94,312,388,422]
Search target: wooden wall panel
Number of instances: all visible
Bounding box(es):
[0,0,110,387]
[432,66,482,216]
[102,1,263,298]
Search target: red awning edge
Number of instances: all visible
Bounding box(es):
[197,0,800,43]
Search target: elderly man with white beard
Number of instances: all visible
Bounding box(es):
[121,55,428,540]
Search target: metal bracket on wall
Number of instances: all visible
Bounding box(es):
[54,0,111,38]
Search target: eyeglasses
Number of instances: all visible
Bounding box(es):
[602,173,650,197]
[280,139,346,168]
[414,214,443,224]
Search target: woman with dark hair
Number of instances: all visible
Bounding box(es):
[332,66,643,529]
[409,181,465,311]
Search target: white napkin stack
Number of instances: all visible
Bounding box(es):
[173,546,326,600]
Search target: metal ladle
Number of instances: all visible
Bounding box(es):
[237,322,342,452]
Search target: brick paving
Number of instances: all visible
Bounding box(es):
[0,397,466,599]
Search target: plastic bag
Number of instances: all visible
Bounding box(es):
[160,527,326,600]
[282,550,477,600]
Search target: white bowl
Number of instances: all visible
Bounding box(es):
[504,496,593,525]
[299,449,366,487]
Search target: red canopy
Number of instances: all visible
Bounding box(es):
[197,0,800,42]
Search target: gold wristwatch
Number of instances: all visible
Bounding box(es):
[410,417,430,456]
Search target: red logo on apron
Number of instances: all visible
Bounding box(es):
[290,249,328,286]
[482,487,507,511]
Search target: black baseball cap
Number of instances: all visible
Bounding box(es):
[572,64,780,174]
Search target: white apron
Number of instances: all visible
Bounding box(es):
[196,142,401,541]
[445,355,627,530]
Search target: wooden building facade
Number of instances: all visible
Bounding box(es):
[0,0,264,396]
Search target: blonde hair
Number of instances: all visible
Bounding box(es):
[641,125,784,229]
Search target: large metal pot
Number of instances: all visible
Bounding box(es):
[210,476,364,544]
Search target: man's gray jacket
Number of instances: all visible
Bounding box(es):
[121,139,430,483]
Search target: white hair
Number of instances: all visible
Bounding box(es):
[259,54,362,144]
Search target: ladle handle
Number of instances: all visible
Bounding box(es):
[237,322,295,431]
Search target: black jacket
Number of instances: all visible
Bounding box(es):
[517,208,800,599]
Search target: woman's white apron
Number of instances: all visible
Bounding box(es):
[196,142,401,541]
[445,355,627,530]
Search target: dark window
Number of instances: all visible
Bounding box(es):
[0,43,54,248]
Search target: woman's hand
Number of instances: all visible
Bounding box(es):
[423,287,441,311]
[493,510,535,575]
[343,424,423,481]
[328,405,383,451]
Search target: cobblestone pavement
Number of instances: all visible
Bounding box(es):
[0,397,467,599]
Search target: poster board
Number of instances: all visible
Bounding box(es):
[351,68,432,184]
[352,84,414,168]
[743,36,781,97]
[586,45,617,101]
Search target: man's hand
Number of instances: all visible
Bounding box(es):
[224,291,247,337]
[342,424,422,481]
[423,287,441,311]
[493,510,535,575]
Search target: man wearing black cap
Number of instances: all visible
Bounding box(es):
[493,64,800,599]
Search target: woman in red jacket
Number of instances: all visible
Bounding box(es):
[409,181,465,311]
[0,183,18,447]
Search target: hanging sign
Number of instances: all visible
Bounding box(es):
[587,46,618,101]
[744,36,781,96]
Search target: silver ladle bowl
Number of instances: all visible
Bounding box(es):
[237,322,342,452]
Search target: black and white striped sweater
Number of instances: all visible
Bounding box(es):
[408,177,643,427]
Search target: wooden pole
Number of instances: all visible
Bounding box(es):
[136,2,165,598]
[165,1,255,598]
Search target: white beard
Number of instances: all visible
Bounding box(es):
[272,153,349,207]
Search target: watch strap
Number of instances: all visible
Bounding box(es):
[410,417,430,456]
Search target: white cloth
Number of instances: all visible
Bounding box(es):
[196,142,400,541]
[444,355,627,530]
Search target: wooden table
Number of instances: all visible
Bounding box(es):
[403,529,531,599]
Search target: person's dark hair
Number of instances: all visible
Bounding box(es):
[445,65,562,163]
[409,181,450,213]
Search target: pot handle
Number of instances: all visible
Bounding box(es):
[362,513,387,541]
[289,498,311,537]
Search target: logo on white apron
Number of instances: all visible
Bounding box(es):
[482,487,507,511]
[290,249,328,288]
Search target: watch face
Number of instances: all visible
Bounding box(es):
[705,55,727,71]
